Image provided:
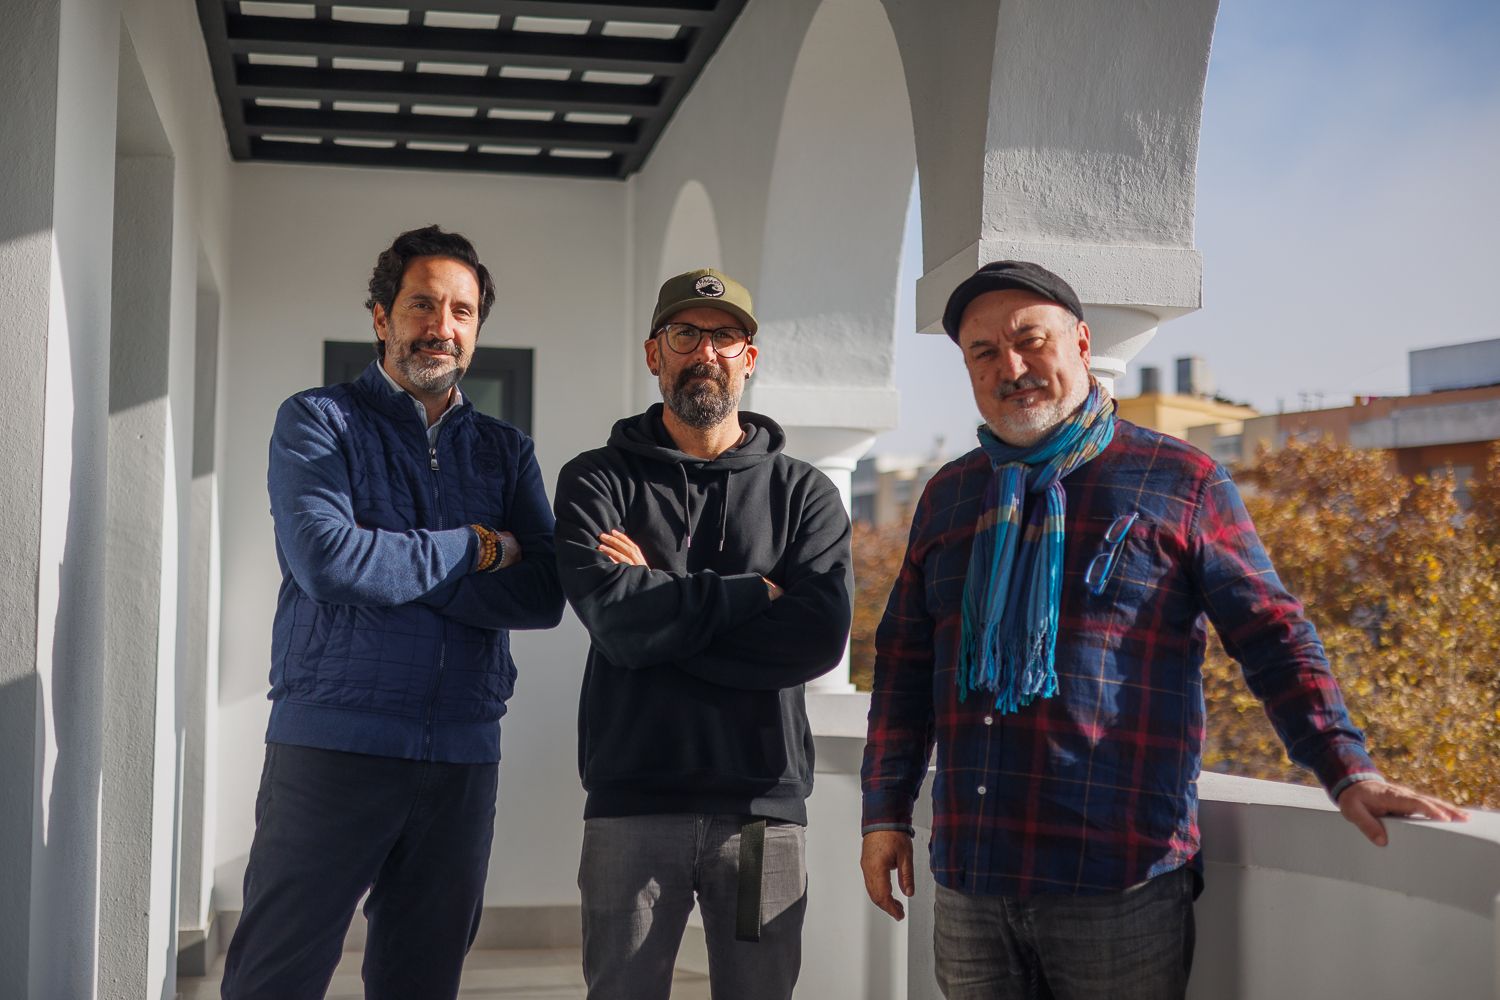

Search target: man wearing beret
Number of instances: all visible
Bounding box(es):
[858,261,1467,998]
[553,268,853,999]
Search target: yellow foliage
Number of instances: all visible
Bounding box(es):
[849,519,912,692]
[1202,440,1500,807]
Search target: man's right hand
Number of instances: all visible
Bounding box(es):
[860,830,915,921]
[495,530,521,570]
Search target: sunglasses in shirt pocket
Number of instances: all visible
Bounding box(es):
[1077,512,1173,608]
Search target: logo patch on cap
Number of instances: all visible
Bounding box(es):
[694,275,725,298]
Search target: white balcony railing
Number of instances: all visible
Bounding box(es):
[804,693,1500,1000]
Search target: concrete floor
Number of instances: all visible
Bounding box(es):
[177,947,711,999]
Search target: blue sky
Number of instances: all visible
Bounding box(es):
[874,0,1500,457]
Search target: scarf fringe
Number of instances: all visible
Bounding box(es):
[958,623,1059,713]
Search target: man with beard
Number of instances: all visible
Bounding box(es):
[553,268,853,1000]
[858,261,1467,999]
[221,225,564,999]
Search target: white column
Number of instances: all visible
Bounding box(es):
[778,425,878,694]
[883,0,1216,355]
[1085,305,1163,396]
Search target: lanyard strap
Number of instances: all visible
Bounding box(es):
[735,819,767,942]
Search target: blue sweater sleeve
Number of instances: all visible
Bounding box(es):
[268,394,476,606]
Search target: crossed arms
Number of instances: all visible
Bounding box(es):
[551,459,852,691]
[268,393,563,630]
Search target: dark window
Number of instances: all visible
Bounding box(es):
[322,342,534,435]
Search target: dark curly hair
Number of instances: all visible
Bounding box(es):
[365,225,497,358]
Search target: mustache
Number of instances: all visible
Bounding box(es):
[673,362,728,391]
[407,338,462,359]
[992,374,1049,399]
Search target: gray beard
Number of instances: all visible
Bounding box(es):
[662,363,738,429]
[394,341,465,396]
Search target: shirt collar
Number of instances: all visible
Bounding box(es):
[376,359,463,428]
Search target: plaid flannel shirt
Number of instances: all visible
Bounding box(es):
[861,419,1378,896]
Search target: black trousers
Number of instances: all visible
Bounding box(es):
[221,743,499,1000]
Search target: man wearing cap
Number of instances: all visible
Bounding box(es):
[553,268,853,1000]
[858,261,1466,998]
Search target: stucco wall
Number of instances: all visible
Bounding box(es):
[8,0,237,994]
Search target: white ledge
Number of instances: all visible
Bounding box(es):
[807,690,871,740]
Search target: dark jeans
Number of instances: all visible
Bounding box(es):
[933,867,1195,1000]
[221,743,498,1000]
[578,814,808,1000]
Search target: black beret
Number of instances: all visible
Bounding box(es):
[941,260,1084,342]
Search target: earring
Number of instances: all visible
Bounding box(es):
[650,369,659,376]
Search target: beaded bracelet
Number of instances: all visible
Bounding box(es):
[470,523,498,573]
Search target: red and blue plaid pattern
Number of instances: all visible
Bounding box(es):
[861,420,1378,896]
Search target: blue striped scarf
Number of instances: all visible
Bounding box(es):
[957,384,1116,713]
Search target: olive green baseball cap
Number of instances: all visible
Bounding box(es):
[650,268,758,335]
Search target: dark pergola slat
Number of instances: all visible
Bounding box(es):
[615,0,744,174]
[225,14,690,73]
[238,64,663,114]
[266,0,720,26]
[194,0,746,177]
[245,105,638,150]
[251,136,621,178]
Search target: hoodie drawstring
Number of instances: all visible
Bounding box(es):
[679,464,692,551]
[718,469,731,552]
[679,464,734,553]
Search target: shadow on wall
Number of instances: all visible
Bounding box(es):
[40,529,108,995]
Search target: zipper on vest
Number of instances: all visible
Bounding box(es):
[419,429,446,759]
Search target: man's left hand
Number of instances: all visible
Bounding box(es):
[598,529,648,568]
[1337,778,1469,846]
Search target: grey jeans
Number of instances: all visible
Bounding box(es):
[933,867,1195,1000]
[579,814,808,1000]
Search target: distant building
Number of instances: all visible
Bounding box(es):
[1186,338,1500,505]
[853,448,950,527]
[1116,358,1260,448]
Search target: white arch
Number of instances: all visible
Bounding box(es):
[655,179,724,283]
[749,0,915,433]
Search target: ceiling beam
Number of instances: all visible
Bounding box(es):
[616,0,744,174]
[250,136,621,177]
[245,105,638,150]
[225,14,690,73]
[237,64,662,114]
[268,0,721,26]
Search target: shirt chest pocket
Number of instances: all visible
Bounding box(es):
[1070,512,1198,632]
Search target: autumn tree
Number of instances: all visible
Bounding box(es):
[1203,440,1500,807]
[850,520,910,691]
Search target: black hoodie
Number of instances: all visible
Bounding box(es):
[554,405,853,824]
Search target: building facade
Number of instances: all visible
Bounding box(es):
[1187,338,1500,499]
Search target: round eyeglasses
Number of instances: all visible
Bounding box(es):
[656,322,752,359]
